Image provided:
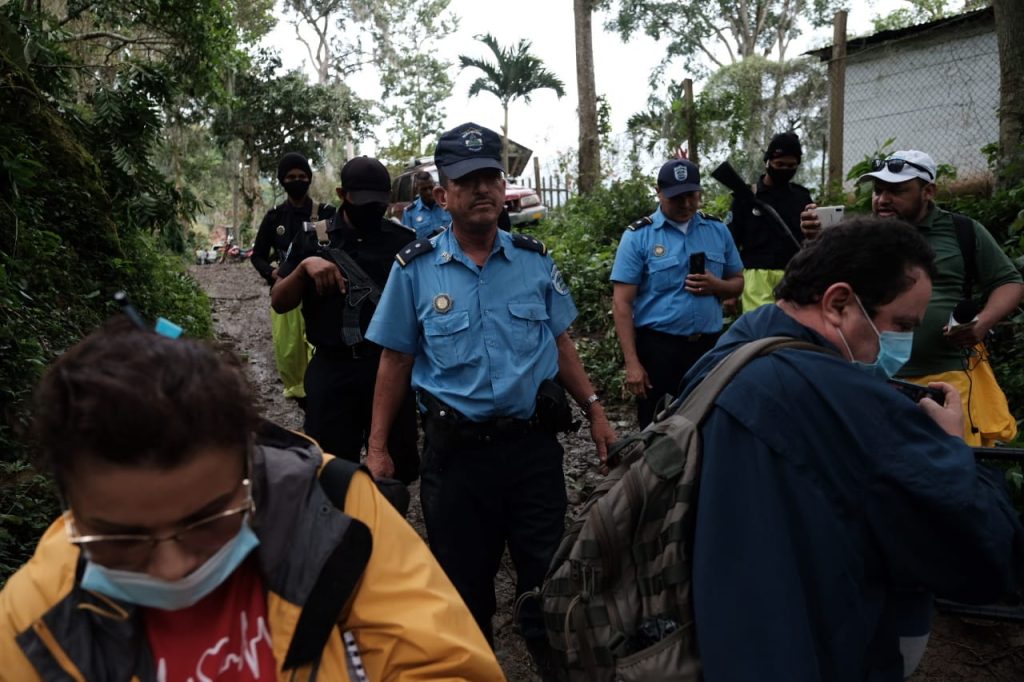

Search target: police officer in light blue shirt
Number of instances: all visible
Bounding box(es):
[611,158,745,427]
[401,169,452,239]
[365,122,615,677]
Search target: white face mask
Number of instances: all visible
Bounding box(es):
[80,518,260,610]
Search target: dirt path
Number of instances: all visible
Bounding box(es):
[190,261,1024,681]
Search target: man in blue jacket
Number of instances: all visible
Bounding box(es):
[679,217,1024,681]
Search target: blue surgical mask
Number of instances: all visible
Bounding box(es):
[836,295,914,379]
[80,518,259,611]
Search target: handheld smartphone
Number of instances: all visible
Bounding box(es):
[689,252,706,274]
[814,205,845,228]
[887,378,945,404]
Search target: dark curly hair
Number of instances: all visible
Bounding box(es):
[775,217,936,316]
[32,317,259,484]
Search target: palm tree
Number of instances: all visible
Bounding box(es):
[459,34,566,175]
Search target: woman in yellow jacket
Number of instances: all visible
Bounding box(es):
[0,319,504,682]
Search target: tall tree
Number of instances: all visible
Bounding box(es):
[374,0,457,165]
[993,0,1024,188]
[575,0,600,194]
[459,34,566,174]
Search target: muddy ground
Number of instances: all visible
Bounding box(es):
[191,261,1024,681]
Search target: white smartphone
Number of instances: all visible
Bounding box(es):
[814,205,845,228]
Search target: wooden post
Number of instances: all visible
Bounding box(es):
[683,78,698,165]
[827,10,848,199]
[534,156,542,199]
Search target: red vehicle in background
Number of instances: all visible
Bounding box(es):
[388,139,548,228]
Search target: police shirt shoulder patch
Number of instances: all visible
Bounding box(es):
[626,216,654,231]
[510,232,547,255]
[395,238,435,266]
[551,264,569,295]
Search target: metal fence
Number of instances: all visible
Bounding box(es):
[822,8,999,191]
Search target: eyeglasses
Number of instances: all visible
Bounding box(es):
[65,479,254,570]
[871,158,934,180]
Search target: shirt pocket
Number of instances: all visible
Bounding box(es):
[423,310,470,369]
[508,302,551,355]
[705,251,727,278]
[647,256,683,292]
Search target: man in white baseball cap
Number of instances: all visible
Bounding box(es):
[802,149,1022,446]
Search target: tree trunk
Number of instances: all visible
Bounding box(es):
[574,0,600,195]
[502,104,510,178]
[993,0,1024,189]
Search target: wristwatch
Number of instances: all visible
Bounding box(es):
[583,393,601,416]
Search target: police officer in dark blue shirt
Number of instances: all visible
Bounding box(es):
[365,122,616,675]
[271,156,419,483]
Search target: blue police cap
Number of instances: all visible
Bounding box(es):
[434,122,505,180]
[657,159,701,197]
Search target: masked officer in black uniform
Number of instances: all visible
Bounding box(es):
[271,156,419,484]
[726,132,813,312]
[251,153,336,406]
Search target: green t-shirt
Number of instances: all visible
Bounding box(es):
[899,204,1022,377]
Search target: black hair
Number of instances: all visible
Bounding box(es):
[414,170,434,184]
[32,317,259,484]
[775,216,936,316]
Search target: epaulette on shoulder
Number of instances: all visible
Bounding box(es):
[510,232,547,255]
[626,216,653,231]
[395,238,435,267]
[699,210,724,223]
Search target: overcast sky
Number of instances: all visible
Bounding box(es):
[263,1,901,176]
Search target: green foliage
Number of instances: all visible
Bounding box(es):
[533,176,656,393]
[0,461,58,583]
[459,33,567,108]
[870,0,964,32]
[599,0,843,76]
[375,0,457,164]
[1,3,216,583]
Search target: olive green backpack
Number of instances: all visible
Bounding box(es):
[540,337,825,681]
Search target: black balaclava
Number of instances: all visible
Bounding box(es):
[764,132,802,186]
[277,152,313,201]
[343,202,388,231]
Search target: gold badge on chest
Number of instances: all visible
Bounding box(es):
[653,244,666,257]
[433,293,453,313]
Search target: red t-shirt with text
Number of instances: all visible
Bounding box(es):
[143,557,277,681]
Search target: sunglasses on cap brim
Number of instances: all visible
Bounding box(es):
[871,158,934,180]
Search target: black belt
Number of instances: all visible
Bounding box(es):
[419,392,540,444]
[314,341,379,360]
[636,327,717,343]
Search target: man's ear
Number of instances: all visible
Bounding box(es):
[432,185,446,209]
[335,187,344,203]
[921,182,937,203]
[820,282,854,327]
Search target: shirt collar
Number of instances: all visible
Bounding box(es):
[652,207,695,233]
[433,226,514,266]
[917,202,940,231]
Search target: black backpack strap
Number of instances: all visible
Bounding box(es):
[282,458,372,670]
[951,213,977,300]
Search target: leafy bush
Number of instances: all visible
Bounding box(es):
[0,14,213,584]
[534,176,657,395]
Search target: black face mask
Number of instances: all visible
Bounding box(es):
[282,180,310,201]
[766,166,797,185]
[343,202,387,230]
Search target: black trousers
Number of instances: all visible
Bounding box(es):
[419,429,567,644]
[303,346,420,483]
[635,326,720,428]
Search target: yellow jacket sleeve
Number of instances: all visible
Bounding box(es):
[342,469,506,681]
